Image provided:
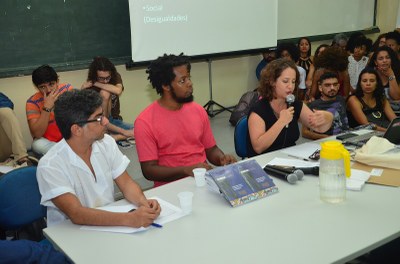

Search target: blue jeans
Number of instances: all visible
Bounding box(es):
[109,116,133,130]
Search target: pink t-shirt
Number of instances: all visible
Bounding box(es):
[134,101,216,187]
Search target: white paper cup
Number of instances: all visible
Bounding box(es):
[193,168,206,187]
[177,191,194,214]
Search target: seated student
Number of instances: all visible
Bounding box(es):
[346,68,396,132]
[134,53,237,187]
[37,89,160,227]
[305,44,329,93]
[247,58,333,157]
[81,57,134,141]
[367,46,400,113]
[302,72,349,140]
[26,65,73,155]
[347,35,372,93]
[276,42,307,100]
[310,46,351,100]
[331,33,348,51]
[255,48,276,80]
[385,30,400,60]
[0,93,33,167]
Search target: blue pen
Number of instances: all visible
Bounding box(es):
[151,223,163,228]
[128,208,162,228]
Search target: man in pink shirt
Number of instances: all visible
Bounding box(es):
[135,54,236,187]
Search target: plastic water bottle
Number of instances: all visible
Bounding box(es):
[319,141,351,203]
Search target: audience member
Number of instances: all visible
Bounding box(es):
[302,72,349,140]
[255,48,276,80]
[276,42,307,100]
[331,33,348,51]
[247,58,333,157]
[0,93,32,167]
[346,68,396,131]
[385,30,400,60]
[26,65,73,155]
[367,45,400,112]
[345,31,366,54]
[370,33,387,56]
[37,89,161,227]
[81,57,134,141]
[348,36,372,93]
[297,37,313,76]
[310,46,351,100]
[305,44,329,93]
[134,53,236,187]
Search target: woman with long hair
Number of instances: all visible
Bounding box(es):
[367,45,400,112]
[346,68,396,131]
[247,58,333,156]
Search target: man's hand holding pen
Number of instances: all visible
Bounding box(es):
[127,199,161,228]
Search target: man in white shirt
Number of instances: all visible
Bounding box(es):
[37,89,160,227]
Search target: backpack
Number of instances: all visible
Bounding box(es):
[229,89,259,126]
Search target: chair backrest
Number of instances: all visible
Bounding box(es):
[0,166,46,230]
[234,116,248,159]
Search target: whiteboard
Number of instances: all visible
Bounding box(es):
[278,0,376,39]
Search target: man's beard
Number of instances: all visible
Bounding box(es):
[171,87,194,104]
[323,91,337,99]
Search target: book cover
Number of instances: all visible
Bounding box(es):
[206,160,278,207]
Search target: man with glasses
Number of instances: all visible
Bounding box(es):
[302,72,349,139]
[37,89,161,227]
[26,65,73,155]
[81,56,134,142]
[134,53,237,187]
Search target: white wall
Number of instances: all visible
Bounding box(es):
[0,0,398,148]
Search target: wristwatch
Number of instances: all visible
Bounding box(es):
[42,106,52,112]
[389,75,396,81]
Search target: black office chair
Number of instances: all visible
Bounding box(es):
[0,166,47,241]
[234,116,248,159]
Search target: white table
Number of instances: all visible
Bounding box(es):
[44,150,400,264]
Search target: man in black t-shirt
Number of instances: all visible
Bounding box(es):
[302,72,349,139]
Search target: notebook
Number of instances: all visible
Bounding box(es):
[341,117,400,146]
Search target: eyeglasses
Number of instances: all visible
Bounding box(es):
[75,115,104,125]
[97,75,112,82]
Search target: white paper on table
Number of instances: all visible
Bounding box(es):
[265,157,319,168]
[347,169,371,191]
[80,196,184,234]
[280,142,321,160]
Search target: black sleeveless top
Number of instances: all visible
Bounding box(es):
[247,98,303,157]
[297,57,312,76]
[347,95,390,128]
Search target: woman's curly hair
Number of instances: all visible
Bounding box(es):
[314,46,348,72]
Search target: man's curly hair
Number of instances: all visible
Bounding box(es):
[146,53,191,95]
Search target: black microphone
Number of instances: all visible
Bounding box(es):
[263,165,298,184]
[270,165,319,176]
[267,165,304,180]
[286,94,295,107]
[285,94,295,128]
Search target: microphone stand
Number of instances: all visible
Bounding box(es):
[203,59,234,117]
